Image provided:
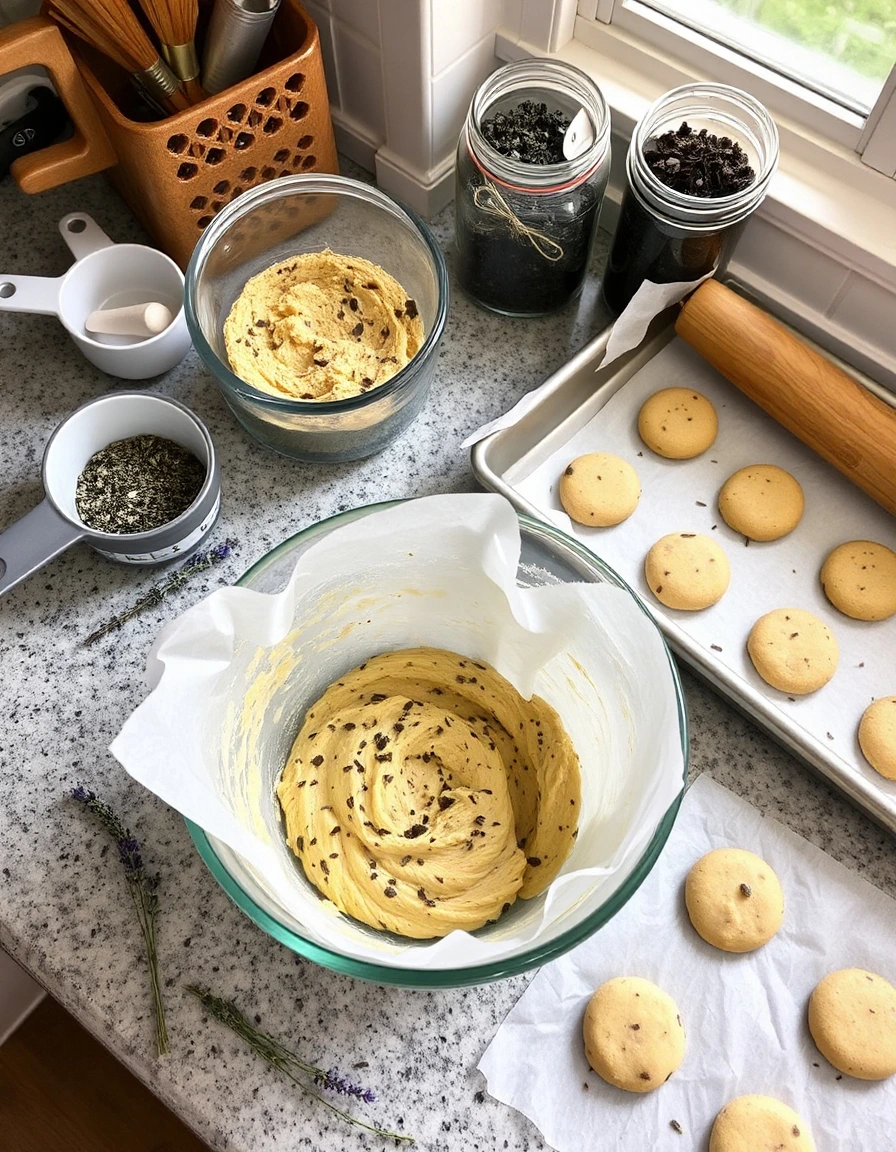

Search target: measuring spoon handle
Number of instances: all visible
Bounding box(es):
[0,499,84,597]
[58,213,115,261]
[0,272,63,316]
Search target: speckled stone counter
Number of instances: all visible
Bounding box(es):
[1,164,894,1152]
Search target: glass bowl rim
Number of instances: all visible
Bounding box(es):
[184,174,450,415]
[184,501,688,987]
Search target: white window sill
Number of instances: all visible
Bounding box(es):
[495,19,896,389]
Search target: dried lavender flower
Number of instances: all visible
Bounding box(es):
[83,538,238,646]
[71,787,168,1056]
[317,1067,377,1104]
[186,987,412,1143]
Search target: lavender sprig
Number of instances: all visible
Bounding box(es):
[83,538,238,646]
[71,787,169,1057]
[186,987,413,1144]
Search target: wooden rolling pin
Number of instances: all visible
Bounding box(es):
[675,279,896,518]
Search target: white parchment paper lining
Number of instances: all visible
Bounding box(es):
[462,277,711,448]
[110,494,684,969]
[479,774,896,1151]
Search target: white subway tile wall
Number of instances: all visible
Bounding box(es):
[501,0,525,39]
[305,0,342,109]
[332,0,381,47]
[334,20,387,140]
[737,216,851,316]
[318,0,504,215]
[430,33,500,164]
[379,0,430,171]
[432,0,502,76]
[829,273,896,366]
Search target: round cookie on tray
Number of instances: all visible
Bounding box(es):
[747,608,838,695]
[820,540,896,621]
[858,696,896,781]
[718,464,805,541]
[644,532,730,610]
[637,387,718,459]
[559,452,641,527]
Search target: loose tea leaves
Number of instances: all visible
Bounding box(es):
[76,434,206,534]
[643,122,755,198]
[481,100,571,165]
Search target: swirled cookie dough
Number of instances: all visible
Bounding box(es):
[276,648,581,939]
[224,250,423,400]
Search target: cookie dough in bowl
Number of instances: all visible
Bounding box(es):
[224,250,424,402]
[184,174,449,463]
[277,647,581,938]
[123,496,688,986]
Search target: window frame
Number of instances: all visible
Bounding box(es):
[575,0,896,173]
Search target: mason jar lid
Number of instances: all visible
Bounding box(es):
[465,58,611,193]
[628,83,779,227]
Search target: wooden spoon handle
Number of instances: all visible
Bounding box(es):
[675,279,896,517]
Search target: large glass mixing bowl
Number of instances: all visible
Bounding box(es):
[185,505,688,987]
[185,176,448,463]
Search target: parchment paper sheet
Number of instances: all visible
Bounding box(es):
[111,494,684,968]
[514,337,896,810]
[462,277,711,449]
[479,774,896,1152]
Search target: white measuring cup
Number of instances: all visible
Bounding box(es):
[0,391,221,597]
[0,213,191,380]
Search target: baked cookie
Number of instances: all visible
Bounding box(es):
[718,464,805,541]
[709,1095,815,1152]
[644,532,730,610]
[559,453,641,527]
[582,976,685,1093]
[685,848,784,953]
[747,609,838,695]
[820,540,896,621]
[858,697,896,781]
[808,968,896,1080]
[638,387,718,459]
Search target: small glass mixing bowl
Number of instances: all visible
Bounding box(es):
[185,175,449,463]
[185,504,688,988]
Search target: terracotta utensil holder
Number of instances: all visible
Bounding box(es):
[0,1,337,269]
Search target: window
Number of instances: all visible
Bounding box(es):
[577,0,896,175]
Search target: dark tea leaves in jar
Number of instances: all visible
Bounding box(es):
[643,122,755,198]
[480,100,571,165]
[76,434,206,534]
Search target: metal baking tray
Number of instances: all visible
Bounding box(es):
[472,300,896,836]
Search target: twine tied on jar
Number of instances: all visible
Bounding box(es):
[473,181,564,263]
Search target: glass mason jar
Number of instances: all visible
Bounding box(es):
[602,83,779,315]
[455,59,611,317]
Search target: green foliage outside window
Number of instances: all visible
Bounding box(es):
[713,0,896,81]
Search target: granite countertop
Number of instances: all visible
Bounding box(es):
[1,164,894,1152]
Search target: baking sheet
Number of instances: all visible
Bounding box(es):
[479,774,896,1152]
[474,330,896,833]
